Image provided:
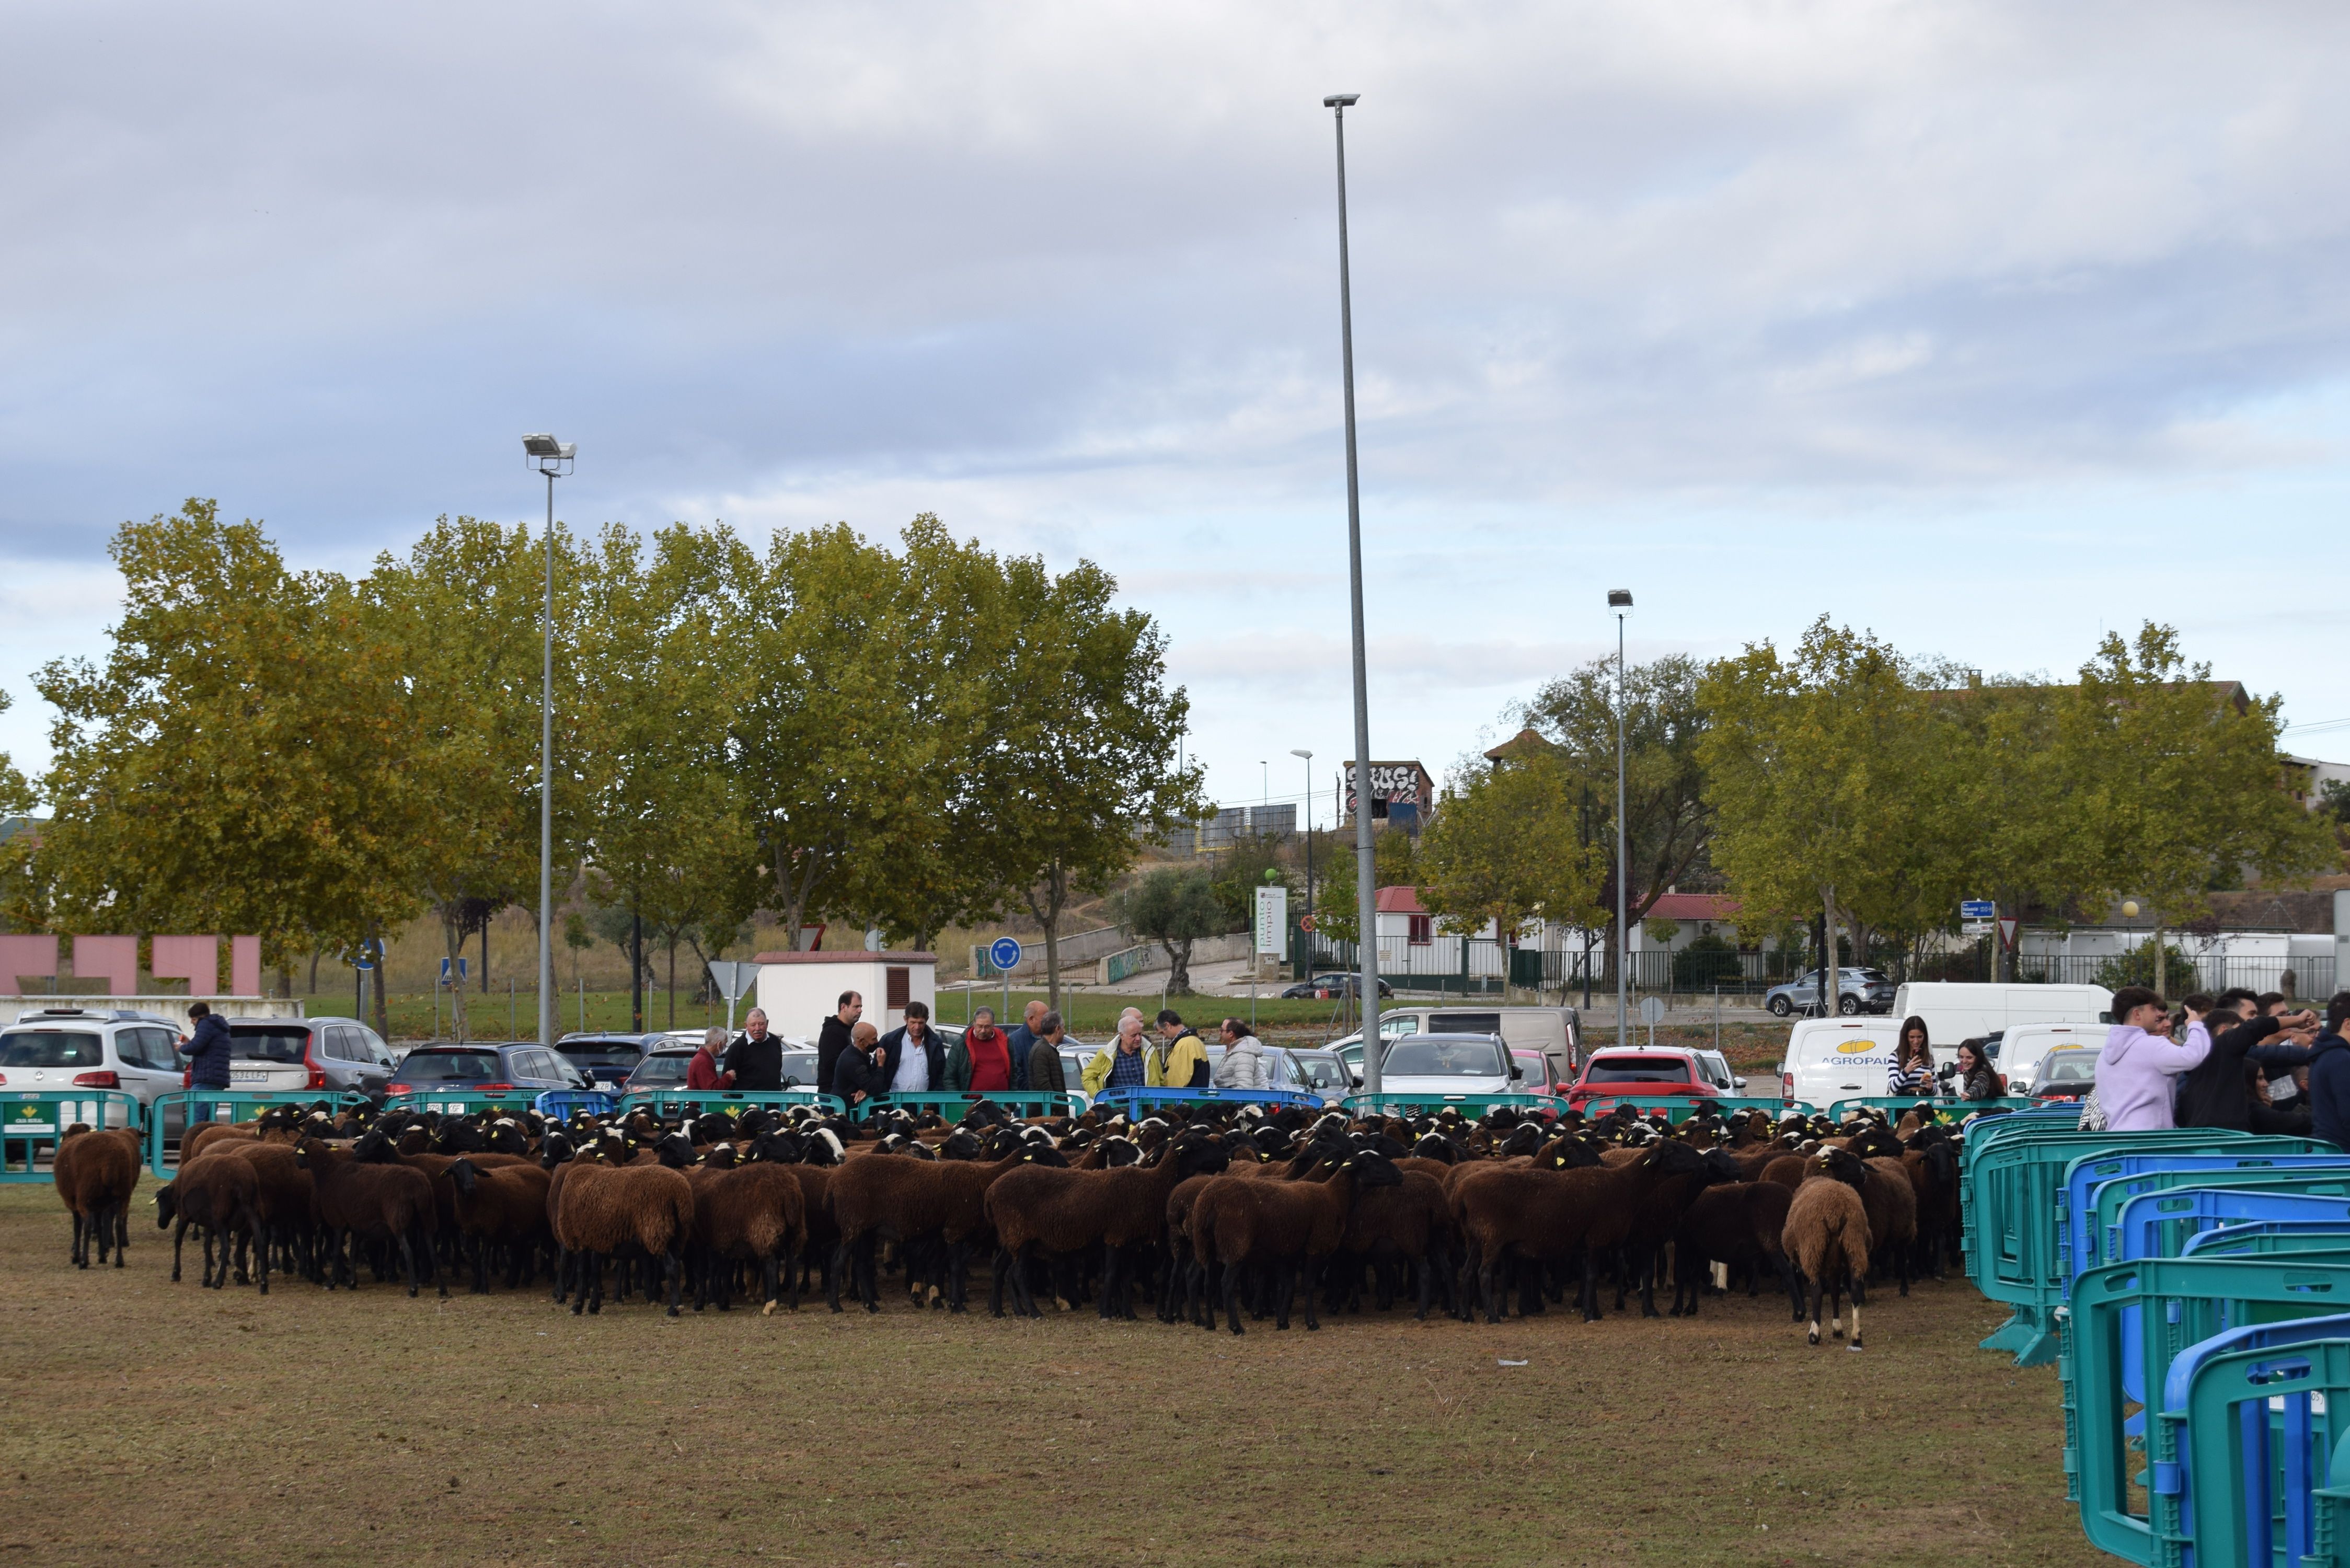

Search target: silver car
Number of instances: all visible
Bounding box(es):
[0,1006,187,1129]
[224,1016,397,1100]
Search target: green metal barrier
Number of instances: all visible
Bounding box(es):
[2173,1329,2350,1568]
[1568,1093,1810,1123]
[382,1089,547,1119]
[1827,1094,2037,1121]
[1082,1088,1319,1120]
[2,1089,143,1182]
[1339,1091,1566,1120]
[857,1089,1084,1123]
[146,1090,369,1177]
[2066,1256,2350,1564]
[616,1089,848,1121]
[1962,1127,2260,1367]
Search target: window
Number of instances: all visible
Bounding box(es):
[324,1027,357,1062]
[1407,915,1432,946]
[124,1028,178,1070]
[360,1028,393,1066]
[885,967,910,1009]
[1381,1039,1507,1077]
[0,1031,105,1068]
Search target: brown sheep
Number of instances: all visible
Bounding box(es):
[1783,1146,1874,1348]
[986,1135,1232,1319]
[447,1157,555,1293]
[552,1146,695,1316]
[294,1137,441,1298]
[1669,1179,1800,1320]
[213,1138,318,1284]
[1450,1137,1712,1323]
[684,1150,807,1313]
[1190,1151,1406,1333]
[55,1125,141,1269]
[155,1149,264,1289]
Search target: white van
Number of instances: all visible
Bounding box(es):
[1779,1017,1909,1107]
[1990,1022,2105,1092]
[1887,982,2112,1048]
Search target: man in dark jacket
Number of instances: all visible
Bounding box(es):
[178,1002,234,1124]
[814,990,863,1098]
[1004,1000,1046,1094]
[833,1020,888,1108]
[723,1008,785,1093]
[2176,988,2318,1134]
[2305,992,2350,1150]
[877,1002,944,1094]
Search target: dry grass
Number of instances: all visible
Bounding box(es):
[0,1183,2097,1567]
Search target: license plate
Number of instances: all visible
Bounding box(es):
[233,1073,269,1085]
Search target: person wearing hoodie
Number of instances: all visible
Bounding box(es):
[2304,991,2350,1149]
[2176,987,2318,1134]
[2096,985,2211,1131]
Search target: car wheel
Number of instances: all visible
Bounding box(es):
[1838,994,1861,1016]
[1767,996,1792,1018]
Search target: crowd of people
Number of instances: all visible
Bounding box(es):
[2087,984,2350,1138]
[671,988,1282,1111]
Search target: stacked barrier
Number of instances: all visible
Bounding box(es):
[1958,1105,2350,1566]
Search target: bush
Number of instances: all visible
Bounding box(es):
[2093,942,2200,997]
[1671,933,1742,988]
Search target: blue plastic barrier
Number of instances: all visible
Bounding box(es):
[533,1090,620,1121]
[2109,1189,2350,1277]
[2059,1148,2350,1284]
[2162,1317,2350,1568]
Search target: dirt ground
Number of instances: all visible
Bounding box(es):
[0,1183,2099,1568]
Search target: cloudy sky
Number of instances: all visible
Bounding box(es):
[6,0,2349,814]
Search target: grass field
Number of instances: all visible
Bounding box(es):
[0,1184,2100,1567]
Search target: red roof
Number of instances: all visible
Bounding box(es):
[1374,885,1426,914]
[1643,893,1740,921]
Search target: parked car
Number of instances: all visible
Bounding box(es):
[2028,1047,2099,1102]
[1327,1006,1580,1081]
[0,1006,186,1129]
[1281,973,1393,1000]
[1565,1047,1724,1111]
[1287,1046,1353,1099]
[555,1032,665,1091]
[225,1016,398,1099]
[386,1043,587,1099]
[1691,1048,1747,1095]
[1763,967,1896,1018]
[1361,1033,1519,1098]
[621,1047,699,1094]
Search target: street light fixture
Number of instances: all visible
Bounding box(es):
[1608,589,1632,1048]
[523,433,574,1050]
[1325,90,1381,1089]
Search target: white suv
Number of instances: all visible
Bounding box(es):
[0,1007,188,1128]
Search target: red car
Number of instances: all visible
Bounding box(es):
[1565,1048,1723,1113]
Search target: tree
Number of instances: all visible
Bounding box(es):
[1110,866,1226,994]
[1516,653,1712,963]
[1697,619,1931,1016]
[1415,756,1606,978]
[985,556,1205,1007]
[2044,625,2334,989]
[1310,829,1419,946]
[34,502,425,1020]
[364,515,588,1039]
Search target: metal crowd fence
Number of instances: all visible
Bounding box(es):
[2,1089,144,1182]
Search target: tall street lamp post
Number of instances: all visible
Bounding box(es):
[1325,91,1382,1092]
[523,433,574,1049]
[1289,748,1314,924]
[1608,589,1632,1047]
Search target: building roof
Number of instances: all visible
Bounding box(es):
[1374,885,1427,915]
[1643,893,1742,922]
[1482,728,1557,762]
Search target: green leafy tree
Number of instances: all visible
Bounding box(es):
[1310,829,1419,947]
[1697,619,1929,1011]
[1207,834,1293,931]
[1415,757,1605,965]
[1518,654,1712,933]
[364,515,589,1039]
[34,502,425,1023]
[1110,866,1226,994]
[2044,625,2335,991]
[984,556,1206,1007]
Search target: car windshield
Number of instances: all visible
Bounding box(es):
[631,1053,693,1085]
[1382,1039,1505,1077]
[1297,1057,1346,1089]
[1583,1057,1694,1084]
[2036,1053,2097,1086]
[561,1044,643,1068]
[0,1030,105,1067]
[398,1051,505,1081]
[231,1025,312,1063]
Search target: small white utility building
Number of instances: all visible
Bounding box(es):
[752,950,936,1040]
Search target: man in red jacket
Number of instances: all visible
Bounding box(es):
[686,1027,733,1091]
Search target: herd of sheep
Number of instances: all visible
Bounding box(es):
[47,1096,1959,1345]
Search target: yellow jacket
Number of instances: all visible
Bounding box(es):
[1154,1030,1209,1091]
[1081,1043,1166,1094]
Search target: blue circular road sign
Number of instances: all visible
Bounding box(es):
[989,937,1023,972]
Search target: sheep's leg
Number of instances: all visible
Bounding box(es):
[988,1248,1010,1318]
[398,1229,419,1298]
[663,1248,682,1316]
[1579,1250,1602,1323]
[586,1251,605,1315]
[1301,1258,1321,1331]
[1637,1244,1662,1318]
[1095,1241,1119,1321]
[1803,1267,1822,1345]
[1273,1260,1294,1330]
[944,1241,971,1313]
[472,1238,490,1295]
[569,1249,589,1314]
[552,1243,570,1302]
[1222,1255,1246,1335]
[1779,1254,1805,1321]
[255,1220,271,1295]
[1478,1248,1506,1325]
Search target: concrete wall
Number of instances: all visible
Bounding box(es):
[0,996,302,1029]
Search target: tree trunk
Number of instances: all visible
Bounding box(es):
[368,928,390,1041]
[1024,862,1070,1011]
[479,920,490,995]
[307,943,322,996]
[441,906,470,1042]
[630,910,643,1032]
[1822,885,1839,1021]
[1164,938,1195,995]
